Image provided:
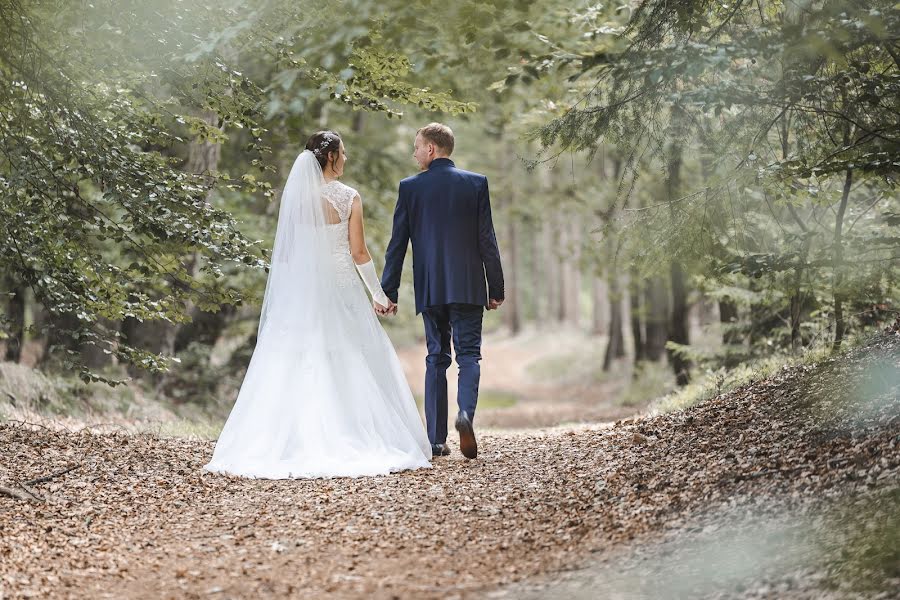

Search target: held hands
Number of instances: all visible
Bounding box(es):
[377,299,497,313]
[374,299,398,317]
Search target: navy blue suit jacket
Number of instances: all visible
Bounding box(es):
[381,158,504,314]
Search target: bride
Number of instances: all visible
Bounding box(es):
[203,131,432,479]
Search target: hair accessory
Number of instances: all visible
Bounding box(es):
[313,134,336,157]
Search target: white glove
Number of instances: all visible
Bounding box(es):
[355,260,390,308]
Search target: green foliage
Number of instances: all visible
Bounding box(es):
[6,0,892,406]
[519,0,899,353]
[0,0,481,382]
[620,361,674,406]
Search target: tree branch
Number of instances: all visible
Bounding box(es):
[24,464,80,487]
[705,0,746,44]
[0,484,41,502]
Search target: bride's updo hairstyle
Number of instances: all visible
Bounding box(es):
[305,130,342,170]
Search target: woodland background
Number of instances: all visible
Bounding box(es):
[0,0,897,428]
[1,2,899,598]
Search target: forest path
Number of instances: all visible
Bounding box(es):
[1,333,897,599]
[395,327,640,429]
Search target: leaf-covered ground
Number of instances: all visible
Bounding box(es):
[1,331,898,599]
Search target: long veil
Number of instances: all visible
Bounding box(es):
[257,150,335,339]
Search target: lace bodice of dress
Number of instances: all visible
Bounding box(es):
[322,180,357,254]
[322,180,358,289]
[321,180,389,308]
[323,180,356,222]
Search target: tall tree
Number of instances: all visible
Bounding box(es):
[526,0,899,358]
[666,111,691,385]
[2,276,26,363]
[0,0,474,382]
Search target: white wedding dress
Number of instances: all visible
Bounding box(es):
[203,151,432,479]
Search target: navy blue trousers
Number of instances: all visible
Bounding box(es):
[421,303,484,445]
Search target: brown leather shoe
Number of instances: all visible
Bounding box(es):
[455,411,477,459]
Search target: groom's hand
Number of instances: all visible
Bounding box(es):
[374,300,397,316]
[487,298,504,311]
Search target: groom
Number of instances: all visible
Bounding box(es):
[381,123,504,460]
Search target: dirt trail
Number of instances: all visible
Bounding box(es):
[1,332,897,599]
[396,328,639,428]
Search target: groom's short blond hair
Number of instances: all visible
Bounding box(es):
[417,123,454,155]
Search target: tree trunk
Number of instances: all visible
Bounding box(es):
[547,219,566,321]
[832,167,852,350]
[780,111,809,355]
[831,88,855,350]
[79,318,117,370]
[629,266,645,363]
[557,219,569,323]
[591,275,606,335]
[351,110,365,134]
[788,240,811,354]
[528,220,540,324]
[600,151,624,364]
[603,275,625,370]
[25,305,83,369]
[644,276,669,361]
[497,134,521,335]
[38,310,81,368]
[695,298,716,327]
[126,111,222,379]
[504,217,521,335]
[170,111,226,373]
[668,261,691,385]
[120,310,175,377]
[566,221,582,327]
[2,278,26,363]
[719,299,739,345]
[666,127,691,385]
[542,218,559,326]
[180,109,221,287]
[173,306,236,353]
